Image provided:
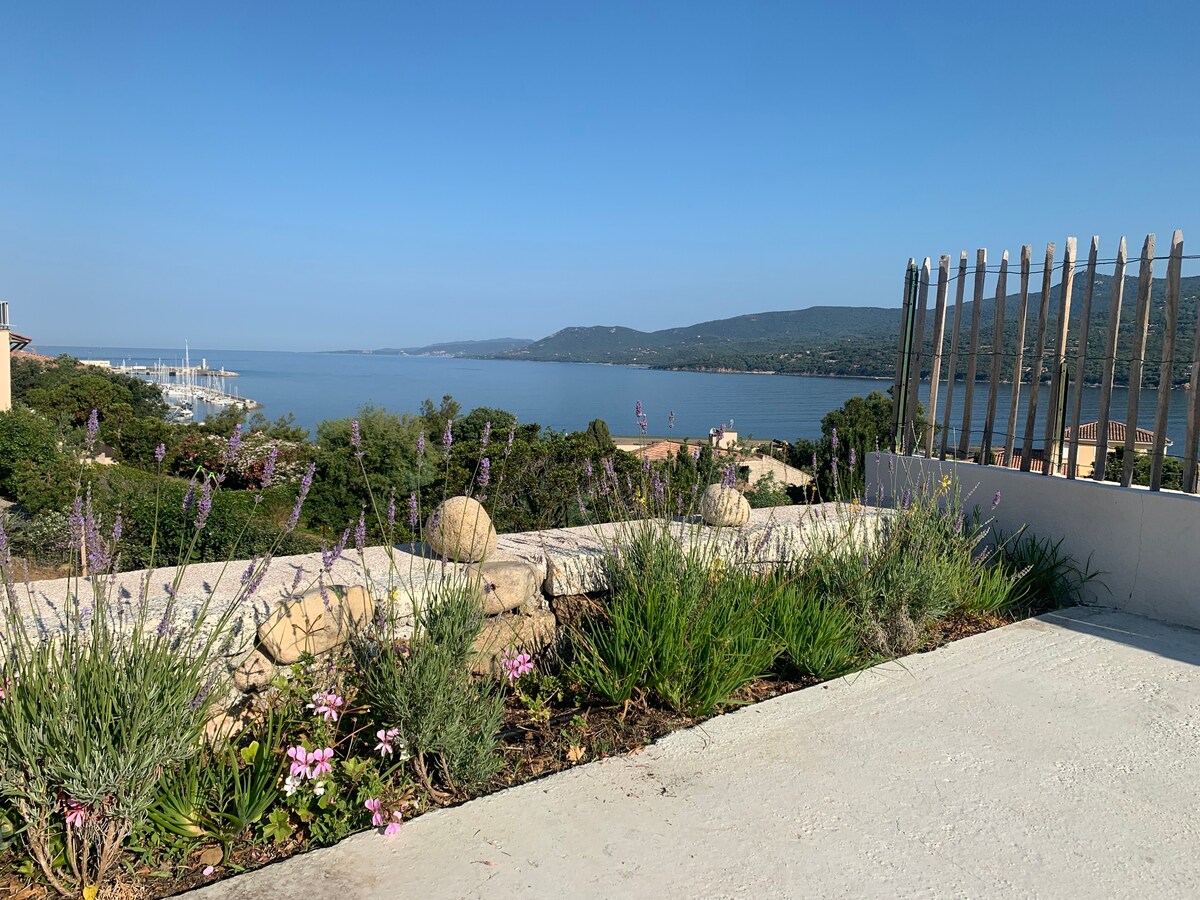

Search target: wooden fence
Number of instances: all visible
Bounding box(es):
[891,230,1200,494]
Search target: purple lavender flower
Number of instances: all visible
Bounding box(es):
[478,457,491,490]
[350,420,361,449]
[901,488,912,510]
[111,512,122,545]
[831,427,839,452]
[604,457,615,479]
[223,425,243,466]
[86,409,99,451]
[651,471,665,505]
[584,458,593,478]
[290,565,305,594]
[635,400,643,420]
[480,421,491,449]
[181,478,196,513]
[417,431,426,458]
[992,490,1002,510]
[261,447,278,489]
[240,559,257,588]
[354,511,367,552]
[668,411,675,431]
[321,527,351,572]
[954,512,964,534]
[194,480,214,531]
[638,415,647,436]
[506,427,515,456]
[849,447,857,470]
[642,455,651,475]
[722,464,736,489]
[387,489,396,530]
[69,496,85,545]
[285,463,316,532]
[442,419,454,459]
[154,443,166,464]
[408,493,419,530]
[692,445,701,461]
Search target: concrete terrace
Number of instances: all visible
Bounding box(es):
[187,605,1200,900]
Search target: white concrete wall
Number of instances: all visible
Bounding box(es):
[871,453,1200,630]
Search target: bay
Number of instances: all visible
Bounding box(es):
[39,346,1195,452]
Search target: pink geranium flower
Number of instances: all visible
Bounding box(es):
[500,649,534,683]
[365,798,385,827]
[308,747,334,778]
[307,691,345,722]
[384,811,403,836]
[287,745,311,779]
[64,799,88,828]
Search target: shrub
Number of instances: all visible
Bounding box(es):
[569,522,779,716]
[0,591,234,895]
[353,581,505,800]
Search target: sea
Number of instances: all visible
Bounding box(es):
[39,346,1196,451]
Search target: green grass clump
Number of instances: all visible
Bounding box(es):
[569,522,780,716]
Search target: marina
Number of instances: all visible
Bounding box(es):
[79,344,260,423]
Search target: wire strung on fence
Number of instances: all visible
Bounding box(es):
[893,231,1200,495]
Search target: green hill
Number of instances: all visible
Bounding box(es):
[493,275,1199,386]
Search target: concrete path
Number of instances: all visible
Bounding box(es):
[188,607,1200,900]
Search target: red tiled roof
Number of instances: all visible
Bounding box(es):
[1064,421,1158,445]
[629,440,693,462]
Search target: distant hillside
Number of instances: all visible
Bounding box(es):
[493,276,1199,386]
[498,307,901,378]
[334,337,533,357]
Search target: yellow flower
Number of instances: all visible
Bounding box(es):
[936,474,952,497]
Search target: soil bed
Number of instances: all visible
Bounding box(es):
[0,610,1012,900]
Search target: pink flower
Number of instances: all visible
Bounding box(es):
[287,745,311,779]
[365,798,385,827]
[374,727,402,757]
[500,649,534,683]
[203,865,216,877]
[384,811,403,836]
[64,799,87,828]
[307,691,345,722]
[308,747,334,779]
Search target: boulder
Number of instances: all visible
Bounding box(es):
[470,560,541,615]
[469,609,557,678]
[257,584,374,665]
[426,496,498,563]
[232,648,275,693]
[699,484,751,527]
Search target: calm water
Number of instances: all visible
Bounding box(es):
[40,346,1195,449]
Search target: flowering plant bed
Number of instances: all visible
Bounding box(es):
[0,411,1098,899]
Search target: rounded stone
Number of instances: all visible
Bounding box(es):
[699,484,751,527]
[426,496,498,563]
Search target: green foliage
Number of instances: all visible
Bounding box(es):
[1103,447,1184,491]
[148,720,283,864]
[14,356,166,425]
[308,405,425,534]
[997,528,1103,611]
[791,391,928,500]
[744,472,790,508]
[760,574,861,679]
[353,582,505,797]
[586,419,614,452]
[0,580,233,893]
[0,405,62,499]
[569,523,779,716]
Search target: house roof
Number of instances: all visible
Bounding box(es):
[1064,421,1162,445]
[629,439,694,462]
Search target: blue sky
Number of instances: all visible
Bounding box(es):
[2,1,1198,351]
